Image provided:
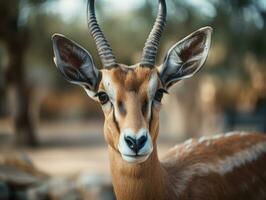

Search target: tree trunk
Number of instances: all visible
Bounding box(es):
[4,37,38,146]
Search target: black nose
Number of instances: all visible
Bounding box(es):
[124,135,148,153]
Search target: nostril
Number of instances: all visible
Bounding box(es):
[125,136,137,152]
[137,135,148,150]
[124,134,148,153]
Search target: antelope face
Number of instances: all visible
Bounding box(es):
[99,66,162,163]
[52,0,212,164]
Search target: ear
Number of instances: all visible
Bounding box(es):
[52,34,100,97]
[159,27,212,89]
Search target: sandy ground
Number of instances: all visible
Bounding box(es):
[0,119,179,177]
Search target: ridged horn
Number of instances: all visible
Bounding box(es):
[87,0,117,68]
[140,0,167,67]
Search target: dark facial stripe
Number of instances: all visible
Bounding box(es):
[118,101,126,116]
[149,102,154,131]
[142,99,148,116]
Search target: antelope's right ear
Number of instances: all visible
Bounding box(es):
[52,34,100,97]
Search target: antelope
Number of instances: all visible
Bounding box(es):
[52,0,266,199]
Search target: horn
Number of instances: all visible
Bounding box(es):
[87,0,117,68]
[140,0,167,67]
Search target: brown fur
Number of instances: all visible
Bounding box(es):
[163,133,266,200]
[97,65,266,200]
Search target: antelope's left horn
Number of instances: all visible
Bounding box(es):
[140,0,167,67]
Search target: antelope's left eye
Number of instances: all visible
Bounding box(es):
[154,89,167,102]
[96,92,109,105]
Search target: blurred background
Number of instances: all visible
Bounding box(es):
[0,0,265,199]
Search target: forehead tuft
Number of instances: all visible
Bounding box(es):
[102,66,157,92]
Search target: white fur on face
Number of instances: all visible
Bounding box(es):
[147,72,158,121]
[102,73,116,102]
[98,73,117,111]
[118,128,153,164]
[148,72,158,100]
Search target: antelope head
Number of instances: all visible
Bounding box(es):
[52,0,212,164]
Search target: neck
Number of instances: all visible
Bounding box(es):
[108,145,166,200]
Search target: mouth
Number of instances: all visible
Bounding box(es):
[124,154,149,158]
[121,153,150,164]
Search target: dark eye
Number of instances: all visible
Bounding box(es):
[96,92,109,105]
[154,89,167,102]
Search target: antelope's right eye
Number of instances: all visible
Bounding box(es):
[96,92,109,105]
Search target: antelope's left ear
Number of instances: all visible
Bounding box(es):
[159,27,212,89]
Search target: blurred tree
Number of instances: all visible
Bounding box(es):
[0,0,50,146]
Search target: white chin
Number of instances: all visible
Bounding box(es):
[121,154,150,164]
